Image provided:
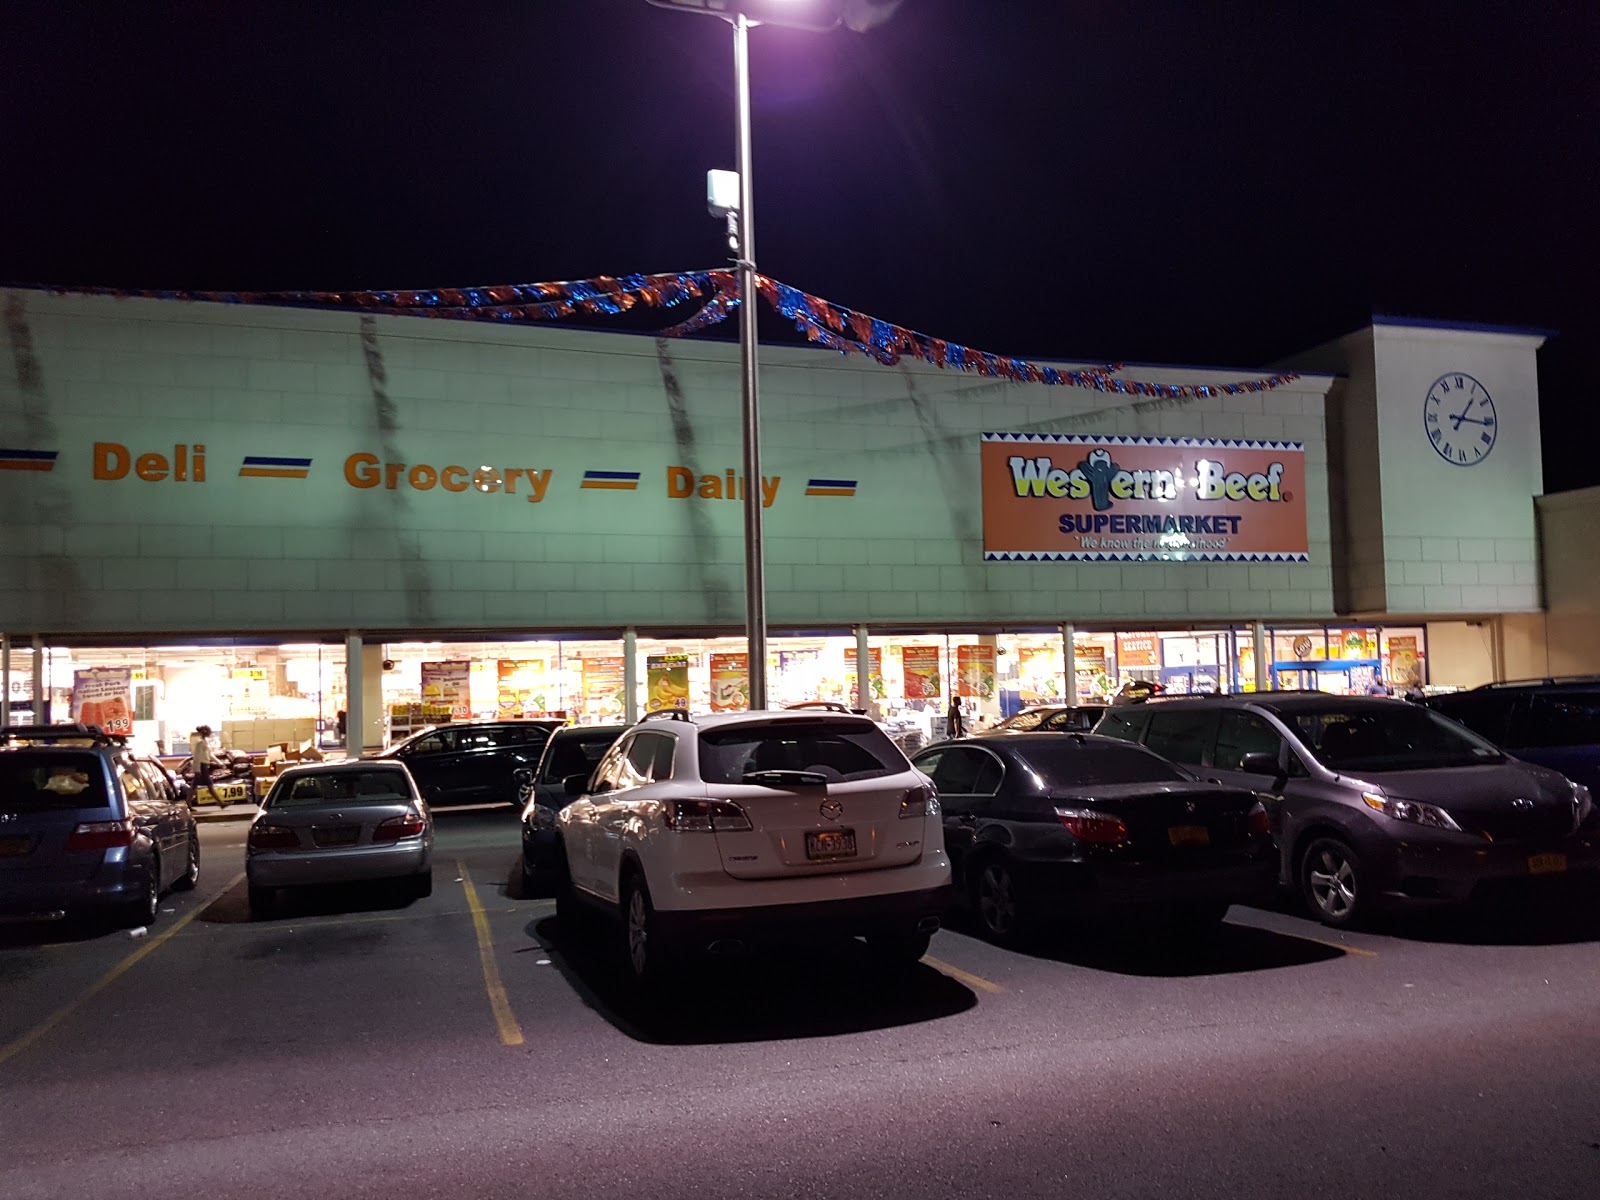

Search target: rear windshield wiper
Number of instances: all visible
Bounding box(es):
[740,769,829,787]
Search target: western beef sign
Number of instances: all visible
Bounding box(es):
[981,433,1309,562]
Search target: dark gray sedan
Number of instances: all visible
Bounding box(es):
[246,761,432,917]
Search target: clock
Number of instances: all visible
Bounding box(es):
[1423,372,1497,466]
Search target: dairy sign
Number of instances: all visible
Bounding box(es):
[981,433,1308,562]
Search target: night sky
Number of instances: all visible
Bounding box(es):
[5,0,1597,489]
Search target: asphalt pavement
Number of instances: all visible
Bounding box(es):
[2,807,1598,1199]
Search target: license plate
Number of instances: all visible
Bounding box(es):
[1168,824,1210,847]
[0,835,31,858]
[1528,852,1567,876]
[312,826,361,848]
[806,828,857,861]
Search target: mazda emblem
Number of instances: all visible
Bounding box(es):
[1185,800,1197,814]
[820,799,845,821]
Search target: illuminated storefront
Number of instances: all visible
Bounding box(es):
[0,290,1549,753]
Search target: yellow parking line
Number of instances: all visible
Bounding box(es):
[922,954,1004,994]
[0,870,245,1069]
[457,861,525,1047]
[1300,935,1378,958]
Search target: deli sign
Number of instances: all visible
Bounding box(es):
[981,433,1308,562]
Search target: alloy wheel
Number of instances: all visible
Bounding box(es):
[1307,844,1358,920]
[626,885,650,978]
[976,861,1018,938]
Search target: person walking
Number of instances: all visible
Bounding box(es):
[947,694,966,739]
[189,724,218,806]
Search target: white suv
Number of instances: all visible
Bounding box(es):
[554,709,950,986]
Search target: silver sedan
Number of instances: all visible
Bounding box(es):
[246,761,432,917]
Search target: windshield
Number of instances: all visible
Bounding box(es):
[265,769,415,808]
[0,754,110,812]
[699,720,906,786]
[1286,704,1505,772]
[540,730,623,782]
[1015,741,1190,787]
[995,709,1050,732]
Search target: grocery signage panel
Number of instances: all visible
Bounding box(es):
[980,433,1309,562]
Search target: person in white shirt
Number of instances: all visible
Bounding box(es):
[189,725,216,802]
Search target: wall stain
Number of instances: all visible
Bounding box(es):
[656,338,738,621]
[357,314,434,626]
[3,290,85,627]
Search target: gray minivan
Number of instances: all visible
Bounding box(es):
[0,724,199,927]
[1095,694,1600,926]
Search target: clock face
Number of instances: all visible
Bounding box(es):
[1423,373,1497,466]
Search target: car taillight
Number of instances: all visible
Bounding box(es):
[1054,807,1127,844]
[665,799,751,832]
[248,824,300,850]
[373,813,427,843]
[1247,803,1272,836]
[900,783,937,819]
[66,819,136,851]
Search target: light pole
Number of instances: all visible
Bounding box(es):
[644,0,848,711]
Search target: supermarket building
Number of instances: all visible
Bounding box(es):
[0,286,1582,755]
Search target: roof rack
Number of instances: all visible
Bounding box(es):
[1,722,124,746]
[784,701,869,715]
[639,709,695,724]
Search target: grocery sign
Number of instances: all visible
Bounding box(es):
[981,433,1308,562]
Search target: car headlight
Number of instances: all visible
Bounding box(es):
[1361,791,1460,831]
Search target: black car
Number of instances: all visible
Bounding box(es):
[1096,694,1600,926]
[1426,679,1600,794]
[375,719,563,806]
[979,705,1108,736]
[912,733,1275,945]
[518,723,626,892]
[0,724,199,927]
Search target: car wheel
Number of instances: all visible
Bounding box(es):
[519,852,542,899]
[972,856,1027,945]
[622,872,673,989]
[172,834,200,892]
[868,930,932,965]
[119,861,161,929]
[248,885,276,919]
[412,870,433,900]
[1301,837,1364,928]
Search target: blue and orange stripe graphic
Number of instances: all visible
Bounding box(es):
[581,470,641,491]
[239,455,312,479]
[0,449,58,472]
[805,477,857,497]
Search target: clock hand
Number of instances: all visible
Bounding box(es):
[1450,395,1479,430]
[1451,415,1488,427]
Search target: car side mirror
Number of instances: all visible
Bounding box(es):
[1239,751,1287,784]
[563,773,591,797]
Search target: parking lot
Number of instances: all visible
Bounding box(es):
[3,806,1599,1200]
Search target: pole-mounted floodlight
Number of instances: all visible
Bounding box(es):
[645,0,900,710]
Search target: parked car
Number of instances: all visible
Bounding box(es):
[246,760,432,917]
[913,733,1273,944]
[374,718,563,806]
[555,709,950,988]
[176,745,259,807]
[518,723,626,893]
[0,723,199,927]
[1095,694,1600,926]
[1426,678,1600,793]
[979,705,1108,736]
